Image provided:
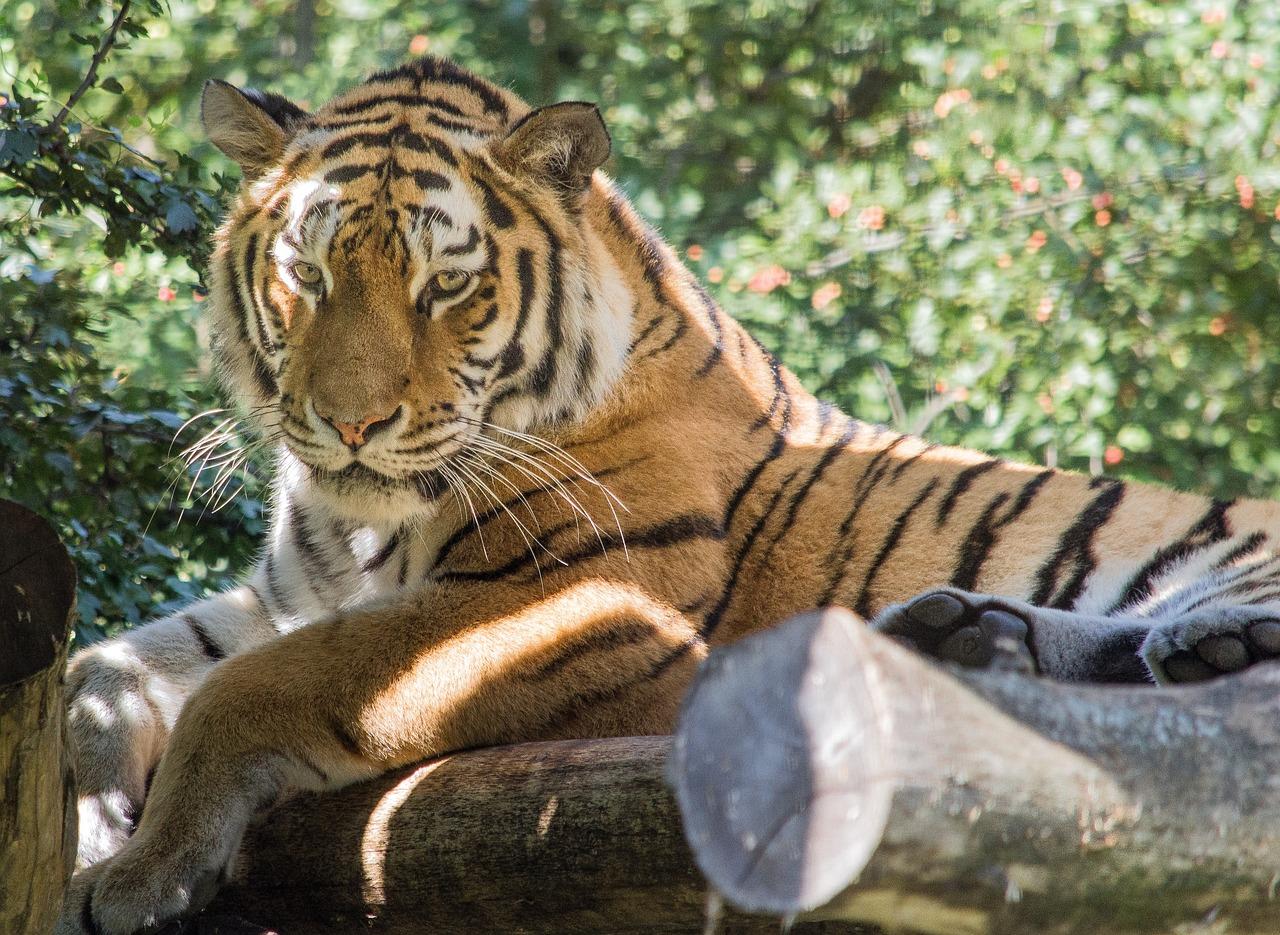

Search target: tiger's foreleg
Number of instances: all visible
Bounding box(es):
[60,578,705,935]
[66,584,277,869]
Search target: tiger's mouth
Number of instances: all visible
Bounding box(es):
[308,461,450,501]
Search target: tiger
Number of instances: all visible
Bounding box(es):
[58,55,1280,934]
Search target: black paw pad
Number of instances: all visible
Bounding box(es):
[1195,634,1249,672]
[904,592,966,630]
[1164,618,1280,683]
[1247,620,1280,655]
[887,592,1032,670]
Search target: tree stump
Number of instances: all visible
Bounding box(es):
[671,607,1280,934]
[0,499,78,934]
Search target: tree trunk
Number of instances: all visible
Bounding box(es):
[0,500,78,935]
[671,607,1280,934]
[209,736,867,934]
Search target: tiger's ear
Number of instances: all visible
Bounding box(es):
[494,101,611,200]
[201,80,307,178]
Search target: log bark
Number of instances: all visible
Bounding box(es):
[208,736,868,934]
[0,499,78,935]
[671,607,1280,935]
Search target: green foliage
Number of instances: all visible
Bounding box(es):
[4,0,1280,640]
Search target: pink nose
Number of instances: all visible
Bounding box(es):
[317,406,401,451]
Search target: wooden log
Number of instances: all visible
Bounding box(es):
[206,736,869,934]
[0,500,78,935]
[205,737,868,934]
[670,607,1280,934]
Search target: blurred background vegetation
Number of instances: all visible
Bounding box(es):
[4,0,1280,641]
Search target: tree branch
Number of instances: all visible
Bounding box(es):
[52,0,133,131]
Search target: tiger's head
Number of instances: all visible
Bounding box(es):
[200,58,633,523]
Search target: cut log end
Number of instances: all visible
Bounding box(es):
[670,608,893,916]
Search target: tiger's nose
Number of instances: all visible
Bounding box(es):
[317,405,402,451]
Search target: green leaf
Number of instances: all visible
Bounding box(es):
[164,200,199,234]
[0,129,38,165]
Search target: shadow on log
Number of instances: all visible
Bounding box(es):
[671,607,1280,935]
[1,499,78,934]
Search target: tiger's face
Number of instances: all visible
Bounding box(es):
[201,60,632,523]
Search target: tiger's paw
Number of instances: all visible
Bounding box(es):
[871,587,1036,674]
[1141,608,1280,684]
[56,834,227,935]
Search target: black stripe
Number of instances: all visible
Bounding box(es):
[528,212,566,397]
[701,474,796,639]
[1003,468,1054,524]
[404,129,459,166]
[263,552,292,621]
[469,302,500,333]
[290,503,335,593]
[855,479,940,617]
[372,57,510,118]
[330,716,365,758]
[250,353,279,399]
[628,314,664,353]
[331,91,467,116]
[1031,478,1126,609]
[405,203,455,230]
[398,166,451,191]
[890,442,938,480]
[425,111,492,134]
[1107,498,1235,613]
[442,225,481,256]
[183,614,226,661]
[817,432,909,604]
[519,633,704,738]
[321,130,387,160]
[949,492,1012,591]
[637,313,688,360]
[722,352,792,532]
[439,512,723,585]
[312,111,399,131]
[690,278,725,377]
[325,162,381,184]
[574,335,597,393]
[934,459,1000,527]
[758,416,858,567]
[432,462,639,570]
[524,620,657,681]
[1211,531,1269,570]
[362,528,403,573]
[449,366,485,393]
[320,127,459,167]
[473,175,515,228]
[949,468,1054,590]
[228,235,276,361]
[296,752,330,785]
[496,248,536,379]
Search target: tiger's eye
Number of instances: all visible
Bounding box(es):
[292,262,322,285]
[432,269,472,295]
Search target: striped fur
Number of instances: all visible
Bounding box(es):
[60,57,1280,933]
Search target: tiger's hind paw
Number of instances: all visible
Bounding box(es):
[1142,609,1280,684]
[871,587,1036,674]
